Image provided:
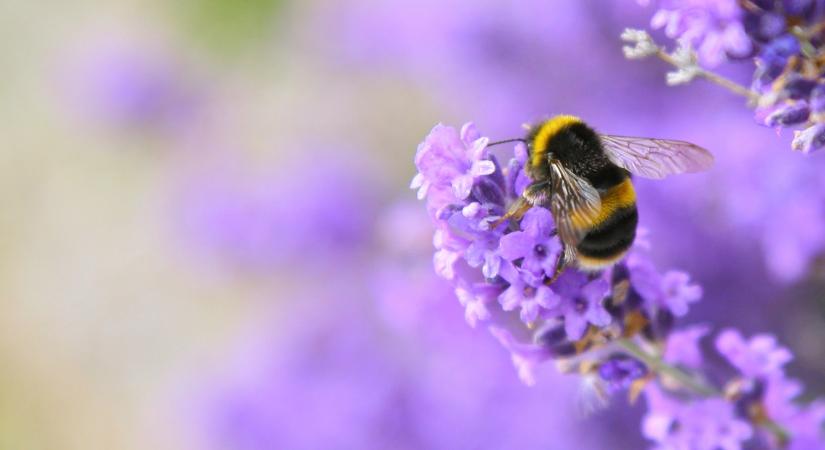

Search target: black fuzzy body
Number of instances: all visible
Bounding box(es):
[526,117,637,267]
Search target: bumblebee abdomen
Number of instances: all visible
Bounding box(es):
[575,178,638,270]
[576,206,637,268]
[526,115,640,269]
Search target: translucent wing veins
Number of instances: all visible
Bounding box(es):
[600,135,714,179]
[548,160,601,255]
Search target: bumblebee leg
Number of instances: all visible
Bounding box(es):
[546,247,567,284]
[491,197,531,229]
[492,181,551,228]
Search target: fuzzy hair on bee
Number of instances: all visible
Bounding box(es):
[492,115,714,278]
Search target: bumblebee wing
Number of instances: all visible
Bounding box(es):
[548,159,601,256]
[599,135,714,179]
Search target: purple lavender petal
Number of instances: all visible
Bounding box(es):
[534,285,561,309]
[452,174,475,200]
[583,278,612,326]
[499,284,524,311]
[564,311,588,341]
[498,231,534,260]
[642,385,754,450]
[660,271,702,316]
[519,301,542,324]
[715,329,793,378]
[460,121,482,144]
[434,249,461,280]
[665,325,710,368]
[792,124,825,154]
[489,326,554,386]
[455,282,497,327]
[649,0,752,67]
[520,207,555,238]
[764,102,811,127]
[598,355,647,392]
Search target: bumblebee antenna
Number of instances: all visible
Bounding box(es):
[487,138,527,147]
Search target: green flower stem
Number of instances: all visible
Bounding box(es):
[616,338,792,446]
[655,50,761,103]
[616,338,719,397]
[790,25,818,61]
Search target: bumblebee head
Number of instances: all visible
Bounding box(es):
[488,131,545,181]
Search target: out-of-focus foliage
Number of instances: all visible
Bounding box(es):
[171,0,286,53]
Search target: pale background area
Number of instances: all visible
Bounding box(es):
[0,1,424,448]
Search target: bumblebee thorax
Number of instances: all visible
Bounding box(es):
[527,116,611,180]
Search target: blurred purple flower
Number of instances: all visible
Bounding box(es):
[175,154,375,270]
[598,355,648,392]
[192,272,613,450]
[633,1,825,156]
[756,376,825,449]
[715,329,793,378]
[195,303,409,450]
[764,102,811,127]
[412,122,825,449]
[627,253,702,317]
[643,385,754,450]
[664,324,709,368]
[454,281,497,327]
[712,329,825,448]
[648,0,751,66]
[659,270,703,316]
[489,325,555,386]
[63,37,201,132]
[792,123,825,154]
[327,0,661,139]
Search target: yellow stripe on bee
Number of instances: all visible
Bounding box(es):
[570,178,636,229]
[576,251,630,270]
[530,115,583,168]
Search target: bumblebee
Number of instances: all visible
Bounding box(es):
[495,115,713,277]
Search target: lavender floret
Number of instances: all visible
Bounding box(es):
[631,1,825,154]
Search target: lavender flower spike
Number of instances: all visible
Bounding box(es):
[648,0,751,67]
[630,0,825,153]
[410,122,494,205]
[715,329,792,379]
[413,121,825,450]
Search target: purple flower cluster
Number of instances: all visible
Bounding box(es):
[745,1,825,154]
[413,122,825,449]
[175,154,375,272]
[411,123,694,324]
[717,330,825,449]
[194,265,614,450]
[638,0,825,153]
[411,122,700,379]
[643,328,825,449]
[643,384,754,450]
[647,0,751,67]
